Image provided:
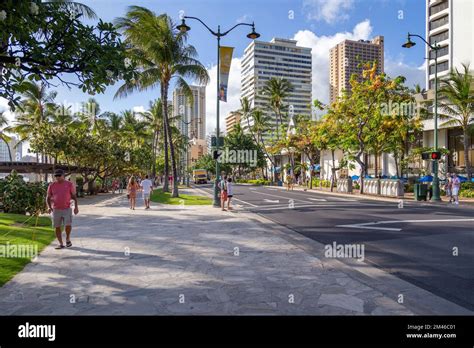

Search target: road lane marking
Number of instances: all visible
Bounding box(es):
[264,199,280,203]
[308,198,327,202]
[253,190,308,202]
[337,218,474,231]
[232,197,258,207]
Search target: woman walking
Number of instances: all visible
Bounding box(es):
[127,176,140,210]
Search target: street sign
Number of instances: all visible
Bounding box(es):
[211,136,224,147]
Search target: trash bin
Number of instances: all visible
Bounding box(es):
[414,183,428,201]
[277,180,283,187]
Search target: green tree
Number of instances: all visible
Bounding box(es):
[0,111,12,161]
[262,77,294,140]
[115,6,209,197]
[0,1,133,108]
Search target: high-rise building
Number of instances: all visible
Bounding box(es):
[172,85,206,140]
[0,136,22,162]
[329,36,384,103]
[225,111,242,134]
[425,0,473,90]
[240,38,312,134]
[422,0,474,173]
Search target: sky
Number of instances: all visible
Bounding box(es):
[1,0,428,147]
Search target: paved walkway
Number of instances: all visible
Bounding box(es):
[0,192,465,315]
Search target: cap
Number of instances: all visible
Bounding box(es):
[54,169,65,176]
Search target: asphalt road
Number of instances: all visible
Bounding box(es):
[197,183,474,311]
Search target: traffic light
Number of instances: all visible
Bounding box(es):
[421,152,430,160]
[431,151,441,160]
[213,150,221,160]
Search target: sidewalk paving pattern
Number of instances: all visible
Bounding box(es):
[0,193,462,315]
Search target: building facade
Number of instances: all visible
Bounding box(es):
[225,111,242,134]
[240,38,312,135]
[172,85,206,141]
[329,36,384,103]
[423,0,474,175]
[0,137,22,162]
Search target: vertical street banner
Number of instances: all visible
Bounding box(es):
[219,46,234,102]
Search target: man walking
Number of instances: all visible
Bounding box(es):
[451,173,461,205]
[140,174,154,209]
[46,169,79,249]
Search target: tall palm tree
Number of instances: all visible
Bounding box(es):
[142,99,164,178]
[262,77,294,140]
[12,81,57,168]
[115,6,209,197]
[439,63,474,179]
[0,111,12,161]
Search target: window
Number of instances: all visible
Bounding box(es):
[430,30,449,44]
[430,15,449,30]
[429,45,449,59]
[429,60,449,74]
[429,0,448,16]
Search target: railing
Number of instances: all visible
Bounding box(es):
[364,178,404,197]
[336,178,353,193]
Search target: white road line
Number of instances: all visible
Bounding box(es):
[253,190,308,202]
[232,197,258,207]
[264,199,280,203]
[308,198,327,202]
[337,218,474,231]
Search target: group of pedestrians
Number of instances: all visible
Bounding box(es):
[126,175,154,210]
[218,175,234,211]
[444,173,461,205]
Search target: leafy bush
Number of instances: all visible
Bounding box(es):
[248,179,270,185]
[0,171,48,215]
[311,178,331,188]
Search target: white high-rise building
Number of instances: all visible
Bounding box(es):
[240,38,312,136]
[172,85,206,140]
[0,137,22,162]
[425,0,474,90]
[423,0,474,173]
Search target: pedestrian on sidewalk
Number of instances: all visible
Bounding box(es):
[140,175,154,209]
[127,176,139,210]
[218,175,228,211]
[444,174,453,203]
[451,173,461,205]
[46,169,79,249]
[226,177,234,210]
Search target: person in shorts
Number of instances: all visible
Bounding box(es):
[140,174,154,209]
[46,169,79,249]
[219,175,228,211]
[451,173,461,205]
[226,177,234,210]
[444,174,453,203]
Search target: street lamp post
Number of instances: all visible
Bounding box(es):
[177,17,260,207]
[402,33,441,201]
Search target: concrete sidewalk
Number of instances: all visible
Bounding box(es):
[0,193,468,315]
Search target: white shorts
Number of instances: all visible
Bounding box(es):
[143,192,150,200]
[452,187,460,196]
[52,208,72,228]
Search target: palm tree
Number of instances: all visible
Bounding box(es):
[262,77,294,140]
[142,99,164,178]
[115,6,209,197]
[439,63,474,179]
[42,0,97,19]
[0,112,13,161]
[12,81,57,171]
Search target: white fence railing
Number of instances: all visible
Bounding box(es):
[363,179,404,197]
[337,178,353,193]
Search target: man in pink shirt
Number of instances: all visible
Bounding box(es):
[46,169,79,249]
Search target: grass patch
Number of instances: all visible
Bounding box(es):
[0,213,53,287]
[150,188,212,205]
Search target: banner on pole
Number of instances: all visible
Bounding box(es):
[219,46,234,102]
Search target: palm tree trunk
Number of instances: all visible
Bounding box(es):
[161,85,170,192]
[163,83,179,198]
[2,138,13,162]
[463,129,472,179]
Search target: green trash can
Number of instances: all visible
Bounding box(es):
[414,183,428,201]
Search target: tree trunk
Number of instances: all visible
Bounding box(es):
[330,149,336,192]
[374,152,378,178]
[161,85,170,192]
[2,138,12,161]
[463,129,472,179]
[163,84,179,198]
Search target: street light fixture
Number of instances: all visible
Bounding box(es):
[178,16,260,207]
[402,32,441,201]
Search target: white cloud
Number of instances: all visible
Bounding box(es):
[303,0,355,24]
[292,20,373,105]
[236,14,251,24]
[205,57,242,135]
[385,57,426,90]
[0,98,16,128]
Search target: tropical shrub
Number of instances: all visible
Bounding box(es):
[0,171,47,215]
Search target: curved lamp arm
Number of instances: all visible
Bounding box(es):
[221,22,254,36]
[408,32,440,50]
[184,16,218,36]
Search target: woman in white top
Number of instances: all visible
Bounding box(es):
[226,177,234,210]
